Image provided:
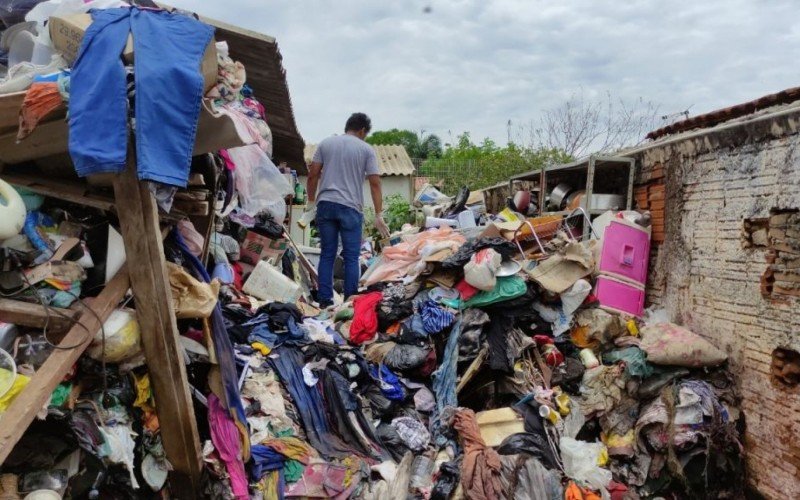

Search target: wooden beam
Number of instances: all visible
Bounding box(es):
[112,162,202,498]
[0,299,80,334]
[0,267,130,463]
[2,172,116,212]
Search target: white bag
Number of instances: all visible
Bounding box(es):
[560,437,612,494]
[464,248,501,291]
[227,145,293,220]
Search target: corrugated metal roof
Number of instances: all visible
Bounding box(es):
[304,142,416,176]
[646,86,800,140]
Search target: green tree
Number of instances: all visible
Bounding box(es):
[419,133,571,194]
[367,128,443,159]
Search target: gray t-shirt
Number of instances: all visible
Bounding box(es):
[312,134,380,212]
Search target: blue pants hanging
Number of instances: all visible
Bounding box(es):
[69,7,213,187]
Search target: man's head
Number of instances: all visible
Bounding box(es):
[344,112,372,139]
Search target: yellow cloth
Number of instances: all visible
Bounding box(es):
[258,473,280,499]
[133,373,154,411]
[0,370,30,412]
[252,342,271,356]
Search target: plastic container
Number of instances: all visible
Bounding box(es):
[599,218,651,286]
[0,322,18,352]
[595,275,646,317]
[243,260,301,303]
[0,347,17,399]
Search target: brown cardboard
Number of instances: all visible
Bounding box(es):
[239,231,288,266]
[49,14,217,91]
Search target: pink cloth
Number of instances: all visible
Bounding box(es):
[364,227,466,286]
[219,149,236,171]
[209,394,249,498]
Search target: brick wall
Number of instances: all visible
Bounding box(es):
[633,109,800,499]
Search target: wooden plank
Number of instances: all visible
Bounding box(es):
[0,299,80,334]
[0,102,245,165]
[112,161,202,498]
[0,267,130,463]
[0,91,26,136]
[2,172,115,212]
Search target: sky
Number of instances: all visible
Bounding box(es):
[170,0,800,147]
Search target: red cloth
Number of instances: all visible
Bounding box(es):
[416,347,437,377]
[349,291,383,345]
[608,481,629,500]
[231,261,244,290]
[455,279,479,301]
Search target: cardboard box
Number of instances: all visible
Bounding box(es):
[49,14,218,92]
[239,231,287,266]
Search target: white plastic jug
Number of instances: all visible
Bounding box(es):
[0,179,26,240]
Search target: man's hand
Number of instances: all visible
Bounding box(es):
[375,215,390,238]
[297,201,317,229]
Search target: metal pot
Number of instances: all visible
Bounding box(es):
[586,194,624,210]
[548,183,573,211]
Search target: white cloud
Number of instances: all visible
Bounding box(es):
[169,0,800,146]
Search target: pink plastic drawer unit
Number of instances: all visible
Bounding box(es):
[595,276,646,318]
[599,219,651,286]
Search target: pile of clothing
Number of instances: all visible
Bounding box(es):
[194,203,746,499]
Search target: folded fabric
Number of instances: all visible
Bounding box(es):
[18,79,64,140]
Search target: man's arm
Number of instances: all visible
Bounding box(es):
[369,174,390,238]
[307,161,322,203]
[368,174,383,214]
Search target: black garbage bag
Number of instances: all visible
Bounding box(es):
[497,432,559,470]
[384,344,431,372]
[362,384,395,418]
[444,186,470,217]
[550,357,585,395]
[375,423,410,462]
[430,460,460,500]
[441,237,517,269]
[459,308,489,361]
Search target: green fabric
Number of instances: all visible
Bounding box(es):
[50,382,72,407]
[604,347,654,378]
[463,276,527,308]
[441,297,462,309]
[334,308,354,321]
[273,427,294,438]
[284,459,305,483]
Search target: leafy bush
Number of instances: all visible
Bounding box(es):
[419,133,572,195]
[363,194,415,239]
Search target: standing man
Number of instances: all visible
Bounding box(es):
[306,112,390,307]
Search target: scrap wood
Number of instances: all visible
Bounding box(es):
[0,266,130,464]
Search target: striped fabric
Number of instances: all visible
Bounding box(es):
[420,299,455,334]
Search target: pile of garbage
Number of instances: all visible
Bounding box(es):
[198,189,746,498]
[0,2,745,499]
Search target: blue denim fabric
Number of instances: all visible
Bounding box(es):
[69,7,213,187]
[316,200,363,303]
[431,318,462,447]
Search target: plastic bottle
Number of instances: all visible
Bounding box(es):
[294,183,306,205]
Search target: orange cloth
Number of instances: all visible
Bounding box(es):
[565,481,602,500]
[18,82,64,140]
[453,408,502,500]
